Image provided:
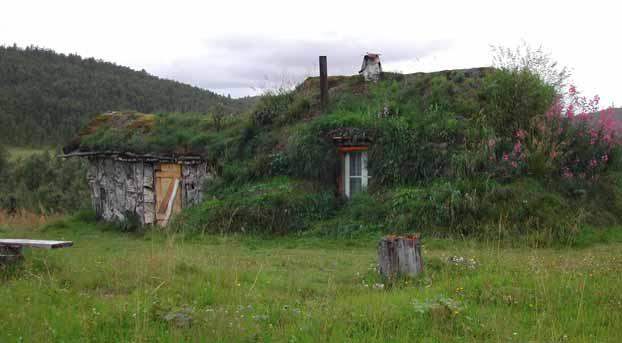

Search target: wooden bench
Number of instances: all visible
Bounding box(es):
[0,239,73,265]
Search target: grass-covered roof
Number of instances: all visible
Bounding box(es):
[63,110,246,158]
[64,67,495,158]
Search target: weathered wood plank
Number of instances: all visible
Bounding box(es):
[0,239,73,249]
[378,234,423,279]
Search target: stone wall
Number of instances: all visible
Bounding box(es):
[86,158,213,225]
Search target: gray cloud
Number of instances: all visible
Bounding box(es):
[153,35,452,97]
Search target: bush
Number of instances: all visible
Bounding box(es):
[172,177,336,235]
[0,150,89,213]
[382,178,588,245]
[251,91,296,126]
[483,69,555,135]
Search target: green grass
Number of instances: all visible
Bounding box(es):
[6,146,47,161]
[1,218,622,342]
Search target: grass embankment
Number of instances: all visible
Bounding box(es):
[1,217,621,342]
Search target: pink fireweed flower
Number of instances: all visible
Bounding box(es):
[511,161,518,169]
[515,129,527,140]
[547,96,563,119]
[566,104,575,119]
[513,142,522,154]
[589,159,598,168]
[502,153,509,161]
[602,154,609,162]
[562,169,574,179]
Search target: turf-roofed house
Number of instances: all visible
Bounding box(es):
[63,111,215,226]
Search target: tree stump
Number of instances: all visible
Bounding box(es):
[378,234,423,279]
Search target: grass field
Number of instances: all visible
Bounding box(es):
[1,216,622,342]
[6,146,47,161]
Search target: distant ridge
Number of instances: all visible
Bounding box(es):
[592,107,622,132]
[0,45,256,146]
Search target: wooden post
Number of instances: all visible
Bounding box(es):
[319,56,328,113]
[0,244,23,267]
[378,234,423,279]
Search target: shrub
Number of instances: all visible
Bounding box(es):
[383,178,587,245]
[483,69,555,136]
[0,151,89,213]
[251,91,295,126]
[172,177,336,235]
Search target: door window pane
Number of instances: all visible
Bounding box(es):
[349,177,362,196]
[349,152,362,177]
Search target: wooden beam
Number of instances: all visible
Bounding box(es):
[0,239,73,249]
[319,56,328,113]
[161,179,180,226]
[338,146,369,153]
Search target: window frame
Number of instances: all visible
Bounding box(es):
[343,150,369,198]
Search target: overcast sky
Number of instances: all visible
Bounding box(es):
[1,0,620,105]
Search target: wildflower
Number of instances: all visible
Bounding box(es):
[513,142,522,154]
[589,159,598,168]
[566,104,575,119]
[562,169,574,179]
[602,154,609,162]
[511,161,518,169]
[515,129,527,140]
[503,153,509,161]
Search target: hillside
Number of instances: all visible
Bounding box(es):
[0,45,255,146]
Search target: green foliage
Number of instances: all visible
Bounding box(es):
[172,177,336,235]
[188,67,620,243]
[9,61,615,246]
[251,91,303,126]
[0,145,8,177]
[285,113,375,183]
[385,179,586,244]
[0,45,255,146]
[483,69,555,135]
[303,176,619,246]
[0,150,89,213]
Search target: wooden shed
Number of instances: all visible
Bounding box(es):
[63,112,216,226]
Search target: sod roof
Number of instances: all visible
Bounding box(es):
[63,67,495,159]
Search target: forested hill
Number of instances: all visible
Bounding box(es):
[0,45,255,146]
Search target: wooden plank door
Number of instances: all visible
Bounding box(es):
[155,164,182,226]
